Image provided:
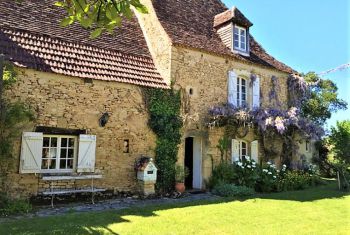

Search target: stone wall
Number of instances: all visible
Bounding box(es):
[135,0,173,85]
[4,68,156,198]
[170,46,290,186]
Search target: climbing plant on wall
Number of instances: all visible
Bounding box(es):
[0,60,33,193]
[143,87,183,193]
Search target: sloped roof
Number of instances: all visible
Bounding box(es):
[214,7,253,28]
[0,0,168,89]
[153,0,295,74]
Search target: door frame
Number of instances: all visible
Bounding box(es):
[185,136,202,189]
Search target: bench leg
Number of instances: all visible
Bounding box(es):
[51,194,54,208]
[91,178,95,204]
[50,181,54,208]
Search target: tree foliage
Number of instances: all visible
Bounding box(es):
[301,72,347,125]
[54,0,148,38]
[328,120,350,164]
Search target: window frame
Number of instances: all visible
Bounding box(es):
[237,77,247,107]
[238,140,248,161]
[234,25,247,52]
[41,135,78,174]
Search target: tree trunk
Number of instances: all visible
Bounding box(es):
[0,54,4,101]
[0,54,4,123]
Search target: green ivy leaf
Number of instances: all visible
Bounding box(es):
[54,1,65,7]
[90,28,103,39]
[60,16,75,27]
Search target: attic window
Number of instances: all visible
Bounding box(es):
[234,26,247,51]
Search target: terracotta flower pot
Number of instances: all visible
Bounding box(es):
[175,182,185,193]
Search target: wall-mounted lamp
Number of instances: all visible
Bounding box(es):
[99,112,109,127]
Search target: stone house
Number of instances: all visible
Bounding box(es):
[0,0,315,198]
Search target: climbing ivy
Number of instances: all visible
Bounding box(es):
[0,62,33,193]
[143,87,183,193]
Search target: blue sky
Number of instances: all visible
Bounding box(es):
[222,0,350,129]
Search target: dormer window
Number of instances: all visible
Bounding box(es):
[234,26,247,51]
[214,7,253,57]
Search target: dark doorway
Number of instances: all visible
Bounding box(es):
[185,137,193,189]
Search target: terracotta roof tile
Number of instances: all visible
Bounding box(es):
[153,0,295,74]
[0,0,168,89]
[214,7,253,28]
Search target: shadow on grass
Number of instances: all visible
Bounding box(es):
[0,181,348,235]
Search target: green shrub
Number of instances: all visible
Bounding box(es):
[0,194,32,216]
[277,171,313,191]
[255,162,279,193]
[207,162,235,189]
[212,184,255,197]
[231,157,259,188]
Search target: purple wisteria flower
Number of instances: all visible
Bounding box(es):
[207,103,324,139]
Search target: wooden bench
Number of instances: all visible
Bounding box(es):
[41,174,106,207]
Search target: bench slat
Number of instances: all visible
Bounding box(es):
[42,188,106,195]
[42,175,103,181]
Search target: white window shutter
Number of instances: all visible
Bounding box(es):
[231,139,240,163]
[252,76,260,108]
[20,132,43,173]
[251,140,259,163]
[228,71,238,106]
[77,135,96,173]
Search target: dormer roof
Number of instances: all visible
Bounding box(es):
[214,7,253,28]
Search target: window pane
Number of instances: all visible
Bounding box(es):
[67,159,73,169]
[42,148,49,159]
[240,29,245,36]
[68,149,74,158]
[60,149,67,159]
[241,43,246,50]
[234,27,239,34]
[60,160,66,169]
[50,148,57,159]
[41,160,47,169]
[43,137,50,147]
[242,142,247,156]
[68,138,75,147]
[49,160,56,169]
[61,138,68,147]
[234,40,239,48]
[51,138,57,147]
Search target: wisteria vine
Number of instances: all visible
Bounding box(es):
[207,105,324,140]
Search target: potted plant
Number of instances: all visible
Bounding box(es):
[175,165,189,193]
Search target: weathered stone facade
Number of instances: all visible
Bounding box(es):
[5,68,156,198]
[170,46,289,185]
[1,0,316,198]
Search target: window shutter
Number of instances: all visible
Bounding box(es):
[228,71,238,106]
[20,132,43,173]
[77,135,96,173]
[251,140,259,163]
[252,76,260,108]
[231,139,240,163]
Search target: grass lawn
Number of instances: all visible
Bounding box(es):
[0,181,349,235]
